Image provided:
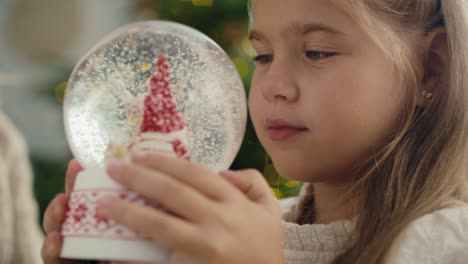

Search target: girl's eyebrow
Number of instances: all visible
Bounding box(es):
[248,30,266,42]
[248,22,345,42]
[296,23,345,36]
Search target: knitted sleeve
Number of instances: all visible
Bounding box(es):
[0,113,43,264]
[384,203,468,264]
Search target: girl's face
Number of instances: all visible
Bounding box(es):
[248,0,407,182]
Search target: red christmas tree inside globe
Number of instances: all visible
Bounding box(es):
[141,54,185,133]
[134,54,188,158]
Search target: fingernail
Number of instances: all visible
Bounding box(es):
[96,196,116,212]
[220,170,237,177]
[106,159,125,177]
[131,151,148,162]
[54,202,64,218]
[45,237,54,247]
[45,233,61,250]
[46,240,57,254]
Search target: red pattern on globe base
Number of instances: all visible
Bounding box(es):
[61,189,163,240]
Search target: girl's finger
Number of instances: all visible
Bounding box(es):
[65,159,83,194]
[110,253,191,264]
[106,161,215,222]
[220,170,279,212]
[109,261,166,264]
[41,232,63,264]
[96,198,204,256]
[42,232,104,264]
[130,152,238,201]
[43,193,69,234]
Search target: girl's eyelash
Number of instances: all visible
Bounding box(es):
[305,50,338,60]
[252,51,337,64]
[252,54,273,64]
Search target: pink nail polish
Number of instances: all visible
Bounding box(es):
[131,151,147,161]
[220,170,237,177]
[106,159,125,176]
[96,196,116,211]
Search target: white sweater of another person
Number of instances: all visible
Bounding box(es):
[0,112,43,263]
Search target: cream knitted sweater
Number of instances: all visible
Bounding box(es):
[281,186,468,264]
[0,112,43,263]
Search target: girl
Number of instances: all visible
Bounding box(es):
[42,0,468,263]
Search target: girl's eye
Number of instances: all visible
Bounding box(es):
[305,50,337,61]
[253,54,273,64]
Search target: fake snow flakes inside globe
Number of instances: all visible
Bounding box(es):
[64,21,247,171]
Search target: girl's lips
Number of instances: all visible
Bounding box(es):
[266,118,308,141]
[268,127,308,141]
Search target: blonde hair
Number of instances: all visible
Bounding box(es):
[328,1,468,262]
[249,0,468,263]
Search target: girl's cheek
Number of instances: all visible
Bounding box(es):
[247,86,264,128]
[248,76,260,107]
[248,93,258,119]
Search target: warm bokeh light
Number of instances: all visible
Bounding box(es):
[241,35,256,57]
[55,81,68,104]
[191,0,214,7]
[232,57,251,79]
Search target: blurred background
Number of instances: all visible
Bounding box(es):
[0,0,302,224]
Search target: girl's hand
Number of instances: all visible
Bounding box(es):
[41,159,86,264]
[41,160,111,264]
[97,152,285,264]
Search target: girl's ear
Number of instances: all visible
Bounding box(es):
[417,27,448,106]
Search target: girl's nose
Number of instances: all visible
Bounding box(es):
[260,63,299,103]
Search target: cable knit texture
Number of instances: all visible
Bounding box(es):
[280,184,468,264]
[282,220,353,264]
[0,112,43,264]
